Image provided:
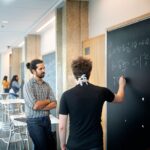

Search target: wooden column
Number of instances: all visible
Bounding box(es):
[24,34,41,80]
[56,2,88,149]
[25,34,41,62]
[65,0,89,89]
[10,47,22,78]
[56,0,88,98]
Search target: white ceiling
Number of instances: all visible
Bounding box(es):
[0,0,63,53]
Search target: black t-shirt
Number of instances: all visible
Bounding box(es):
[59,83,114,150]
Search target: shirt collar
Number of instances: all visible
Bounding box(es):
[31,77,45,84]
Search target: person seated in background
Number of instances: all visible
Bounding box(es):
[9,75,21,99]
[2,75,10,93]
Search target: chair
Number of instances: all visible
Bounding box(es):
[3,102,24,122]
[0,93,9,100]
[0,121,24,150]
[10,114,30,150]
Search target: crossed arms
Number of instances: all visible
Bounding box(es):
[33,99,57,110]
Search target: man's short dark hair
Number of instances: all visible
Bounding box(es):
[71,56,92,80]
[26,59,43,73]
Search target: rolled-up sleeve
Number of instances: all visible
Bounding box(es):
[48,85,56,102]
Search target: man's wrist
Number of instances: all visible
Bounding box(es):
[47,99,51,103]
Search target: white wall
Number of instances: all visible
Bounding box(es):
[21,44,25,62]
[40,21,56,55]
[0,51,10,91]
[89,0,150,37]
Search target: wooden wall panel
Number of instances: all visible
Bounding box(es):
[83,35,105,86]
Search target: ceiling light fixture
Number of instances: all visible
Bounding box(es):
[1,20,8,28]
[18,41,24,47]
[2,0,16,4]
[36,16,55,33]
[2,20,8,24]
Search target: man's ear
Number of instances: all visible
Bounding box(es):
[32,69,35,74]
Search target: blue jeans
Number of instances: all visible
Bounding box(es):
[27,116,56,150]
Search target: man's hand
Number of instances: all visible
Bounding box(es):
[119,75,126,88]
[113,75,126,103]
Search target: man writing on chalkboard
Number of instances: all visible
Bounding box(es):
[59,56,126,150]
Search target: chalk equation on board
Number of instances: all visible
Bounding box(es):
[108,38,150,59]
[110,53,150,73]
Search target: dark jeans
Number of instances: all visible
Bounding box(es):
[90,148,102,150]
[4,88,9,93]
[67,147,103,150]
[27,116,56,150]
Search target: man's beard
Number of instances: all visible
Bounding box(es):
[37,72,45,78]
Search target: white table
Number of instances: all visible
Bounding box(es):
[0,93,9,100]
[0,99,25,105]
[10,113,27,126]
[10,113,59,125]
[0,99,25,121]
[50,114,59,124]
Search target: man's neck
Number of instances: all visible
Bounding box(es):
[34,76,43,84]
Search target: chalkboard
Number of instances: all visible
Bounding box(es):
[42,52,56,118]
[42,52,56,96]
[107,18,150,150]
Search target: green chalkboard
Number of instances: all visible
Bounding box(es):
[107,18,150,150]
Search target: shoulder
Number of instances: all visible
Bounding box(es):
[42,81,53,91]
[88,83,104,91]
[88,83,114,95]
[43,81,50,87]
[63,86,77,95]
[24,78,34,87]
[61,90,71,98]
[60,87,75,100]
[90,84,114,102]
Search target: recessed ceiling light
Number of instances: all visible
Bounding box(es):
[36,17,55,33]
[2,20,8,24]
[18,41,24,47]
[2,0,16,4]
